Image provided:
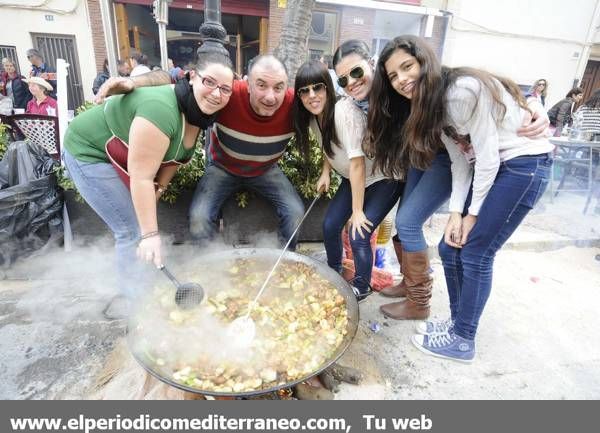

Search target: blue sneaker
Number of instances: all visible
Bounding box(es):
[411,331,475,363]
[415,318,454,335]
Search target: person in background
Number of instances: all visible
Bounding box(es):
[25,76,57,116]
[319,54,345,98]
[546,87,584,135]
[1,57,31,109]
[129,51,151,77]
[93,59,110,95]
[26,48,57,99]
[574,88,600,136]
[167,58,185,82]
[117,59,131,77]
[526,78,548,106]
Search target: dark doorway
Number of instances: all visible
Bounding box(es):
[581,60,600,105]
[31,33,85,110]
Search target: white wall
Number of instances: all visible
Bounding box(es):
[0,0,97,102]
[440,0,600,107]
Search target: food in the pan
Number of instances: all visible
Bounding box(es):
[131,258,350,394]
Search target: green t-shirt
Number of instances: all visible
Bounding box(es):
[64,85,193,163]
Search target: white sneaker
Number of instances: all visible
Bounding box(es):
[415,318,454,335]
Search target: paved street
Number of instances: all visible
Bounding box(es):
[1,191,599,399]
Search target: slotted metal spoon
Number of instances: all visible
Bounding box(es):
[158,265,205,309]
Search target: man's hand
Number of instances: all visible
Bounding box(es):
[94,77,135,104]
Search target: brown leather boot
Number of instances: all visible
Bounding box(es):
[379,236,407,297]
[380,249,432,320]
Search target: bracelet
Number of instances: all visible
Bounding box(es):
[155,183,168,194]
[140,231,159,240]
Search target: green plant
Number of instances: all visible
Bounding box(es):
[278,134,340,199]
[0,122,9,160]
[76,100,95,116]
[53,164,84,201]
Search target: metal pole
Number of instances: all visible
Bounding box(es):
[153,0,172,71]
[198,0,229,59]
[98,0,118,76]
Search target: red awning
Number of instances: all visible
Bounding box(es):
[113,0,269,17]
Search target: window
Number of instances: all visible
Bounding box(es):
[0,45,21,74]
[308,10,338,60]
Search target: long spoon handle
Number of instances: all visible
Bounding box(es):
[244,194,321,319]
[159,265,181,288]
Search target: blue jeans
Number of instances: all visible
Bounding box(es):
[438,153,552,340]
[63,149,146,298]
[189,163,305,249]
[396,151,452,252]
[323,178,403,291]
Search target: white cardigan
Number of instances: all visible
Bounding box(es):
[442,76,554,215]
[310,97,387,187]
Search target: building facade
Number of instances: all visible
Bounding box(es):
[433,0,600,107]
[0,0,99,109]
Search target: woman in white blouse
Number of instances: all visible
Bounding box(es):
[293,46,403,303]
[366,35,553,362]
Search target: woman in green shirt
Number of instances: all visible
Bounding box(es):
[63,51,234,302]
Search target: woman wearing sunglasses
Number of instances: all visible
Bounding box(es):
[62,50,234,307]
[366,35,553,362]
[293,43,403,302]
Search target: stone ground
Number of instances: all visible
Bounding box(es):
[1,191,599,400]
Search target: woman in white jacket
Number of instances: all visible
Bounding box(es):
[366,35,553,363]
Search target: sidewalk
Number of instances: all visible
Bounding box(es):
[0,191,598,399]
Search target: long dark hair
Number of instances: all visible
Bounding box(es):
[366,35,530,177]
[333,39,371,68]
[293,61,339,159]
[582,89,600,109]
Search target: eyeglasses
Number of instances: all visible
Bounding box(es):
[198,73,233,96]
[537,82,546,87]
[337,65,365,88]
[297,82,327,97]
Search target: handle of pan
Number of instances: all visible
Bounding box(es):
[244,193,321,317]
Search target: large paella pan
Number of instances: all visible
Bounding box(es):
[128,248,359,398]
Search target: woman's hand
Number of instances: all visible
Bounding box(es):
[444,212,463,248]
[460,214,477,245]
[517,105,550,138]
[137,234,163,268]
[316,171,330,193]
[94,77,135,104]
[350,210,373,240]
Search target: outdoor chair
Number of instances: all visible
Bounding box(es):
[5,114,61,159]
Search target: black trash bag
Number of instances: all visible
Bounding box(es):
[0,141,63,266]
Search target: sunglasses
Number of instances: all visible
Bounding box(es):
[297,82,326,97]
[337,66,365,88]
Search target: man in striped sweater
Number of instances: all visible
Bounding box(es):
[189,55,305,248]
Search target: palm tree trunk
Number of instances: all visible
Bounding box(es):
[273,0,316,85]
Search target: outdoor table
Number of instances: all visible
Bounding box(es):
[549,137,600,213]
